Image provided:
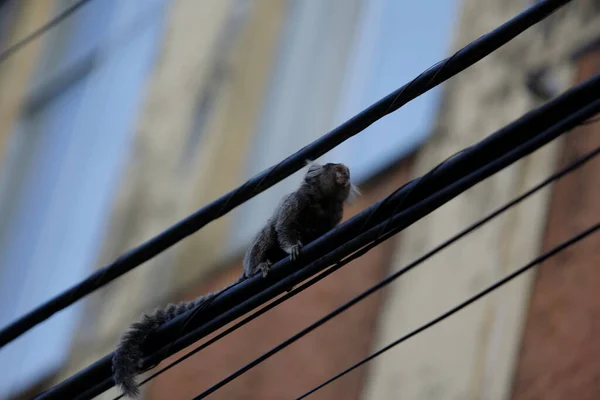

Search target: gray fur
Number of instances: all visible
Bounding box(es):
[112,162,358,398]
[242,162,357,278]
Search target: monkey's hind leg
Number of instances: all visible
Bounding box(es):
[257,260,272,278]
[243,224,277,279]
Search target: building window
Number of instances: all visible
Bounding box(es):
[0,0,166,395]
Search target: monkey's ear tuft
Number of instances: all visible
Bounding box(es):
[305,160,323,179]
[346,183,361,205]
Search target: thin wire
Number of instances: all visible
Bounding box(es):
[0,0,93,64]
[190,133,600,400]
[111,141,600,398]
[297,222,600,399]
[0,0,573,349]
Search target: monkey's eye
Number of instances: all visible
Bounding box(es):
[334,164,349,175]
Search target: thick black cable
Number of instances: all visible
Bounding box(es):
[0,0,93,64]
[189,99,600,399]
[297,222,600,399]
[36,72,600,400]
[0,0,572,350]
[109,136,600,400]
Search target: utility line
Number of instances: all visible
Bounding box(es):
[296,222,600,399]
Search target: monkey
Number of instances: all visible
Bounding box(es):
[112,161,360,398]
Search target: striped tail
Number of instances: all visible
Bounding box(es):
[112,278,242,398]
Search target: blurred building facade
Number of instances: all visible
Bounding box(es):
[0,0,599,399]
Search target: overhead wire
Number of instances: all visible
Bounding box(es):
[0,0,94,64]
[189,99,600,399]
[0,0,573,349]
[36,70,600,400]
[296,221,600,399]
[113,126,600,400]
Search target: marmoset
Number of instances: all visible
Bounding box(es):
[112,161,359,398]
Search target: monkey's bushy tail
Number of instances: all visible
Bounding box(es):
[112,279,241,398]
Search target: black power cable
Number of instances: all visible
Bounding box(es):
[0,0,572,350]
[36,71,600,400]
[111,135,600,400]
[297,222,600,399]
[0,0,93,64]
[189,99,600,399]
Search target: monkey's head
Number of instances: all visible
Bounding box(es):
[304,161,360,203]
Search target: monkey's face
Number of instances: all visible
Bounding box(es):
[304,162,353,198]
[330,163,350,187]
[320,163,351,193]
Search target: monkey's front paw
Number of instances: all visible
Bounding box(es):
[290,243,303,261]
[258,261,271,278]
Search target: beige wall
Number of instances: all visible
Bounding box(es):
[362,1,600,400]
